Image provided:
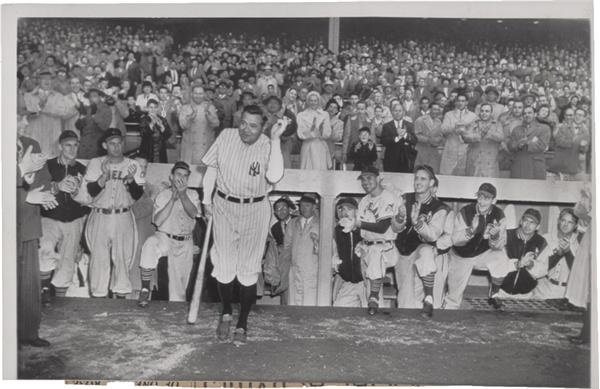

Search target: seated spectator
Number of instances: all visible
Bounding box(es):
[282,193,320,306]
[296,91,332,170]
[348,127,377,171]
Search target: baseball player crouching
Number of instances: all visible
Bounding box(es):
[443,183,509,310]
[138,161,201,306]
[84,128,145,298]
[341,166,400,316]
[391,165,449,318]
[39,130,90,303]
[201,105,287,345]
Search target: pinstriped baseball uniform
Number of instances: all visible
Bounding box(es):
[201,128,274,286]
[84,156,145,297]
[139,188,201,301]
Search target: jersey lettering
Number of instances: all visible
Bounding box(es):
[110,170,123,180]
[249,161,261,176]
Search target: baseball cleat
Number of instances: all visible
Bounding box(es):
[137,288,150,308]
[232,327,247,346]
[421,296,434,318]
[367,298,378,316]
[487,296,504,311]
[217,314,233,341]
[41,287,51,307]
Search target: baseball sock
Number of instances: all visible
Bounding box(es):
[40,272,52,291]
[140,268,154,291]
[54,287,68,297]
[217,281,234,316]
[236,282,257,332]
[421,273,435,299]
[369,278,383,300]
[490,278,504,296]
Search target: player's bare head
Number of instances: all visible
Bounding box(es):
[191,86,205,104]
[102,128,124,158]
[558,208,579,235]
[299,193,318,218]
[171,161,191,185]
[239,105,265,145]
[58,130,80,161]
[274,196,294,221]
[475,182,496,211]
[358,166,382,195]
[413,165,436,195]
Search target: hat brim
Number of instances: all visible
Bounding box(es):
[476,190,495,198]
[357,172,378,180]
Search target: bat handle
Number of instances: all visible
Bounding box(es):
[187,217,213,324]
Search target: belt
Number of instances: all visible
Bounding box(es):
[95,207,130,215]
[217,190,265,204]
[363,240,394,246]
[164,232,192,241]
[550,278,567,287]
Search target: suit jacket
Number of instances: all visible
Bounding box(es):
[381,120,417,173]
[270,216,296,247]
[17,136,51,243]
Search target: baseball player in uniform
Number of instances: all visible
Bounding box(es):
[39,130,90,303]
[341,166,399,315]
[443,183,509,310]
[84,128,145,298]
[391,165,449,317]
[201,105,286,345]
[138,161,201,306]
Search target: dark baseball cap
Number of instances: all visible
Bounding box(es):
[171,160,191,174]
[103,128,123,142]
[357,166,380,180]
[337,197,358,209]
[522,208,542,225]
[299,193,318,205]
[476,183,497,198]
[59,130,79,143]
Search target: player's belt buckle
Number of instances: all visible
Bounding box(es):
[166,233,191,241]
[217,190,265,204]
[364,240,392,246]
[97,207,130,214]
[549,278,567,287]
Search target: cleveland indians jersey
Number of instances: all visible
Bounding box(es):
[358,189,399,242]
[85,156,145,209]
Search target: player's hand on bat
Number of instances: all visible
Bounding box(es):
[26,186,58,209]
[203,203,213,219]
[270,117,290,140]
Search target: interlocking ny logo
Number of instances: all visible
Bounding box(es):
[249,161,261,176]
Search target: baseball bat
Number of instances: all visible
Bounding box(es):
[187,216,213,324]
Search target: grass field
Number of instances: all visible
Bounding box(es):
[18,297,590,387]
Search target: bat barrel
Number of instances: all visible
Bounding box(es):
[187,217,213,324]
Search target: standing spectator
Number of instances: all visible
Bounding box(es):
[282,194,320,306]
[414,102,444,173]
[325,99,345,169]
[548,107,590,180]
[381,104,417,173]
[296,91,332,170]
[475,87,508,121]
[215,80,237,129]
[463,103,505,177]
[262,95,298,169]
[138,99,172,163]
[282,88,301,116]
[135,81,159,112]
[125,51,142,86]
[369,105,387,144]
[233,91,256,128]
[178,85,220,165]
[440,93,477,176]
[342,100,372,164]
[348,127,377,171]
[508,105,551,180]
[77,89,112,159]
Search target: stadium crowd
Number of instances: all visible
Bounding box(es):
[16,19,592,347]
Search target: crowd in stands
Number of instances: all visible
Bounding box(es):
[17,19,592,181]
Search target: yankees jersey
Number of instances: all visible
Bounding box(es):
[357,189,398,242]
[153,188,201,236]
[85,156,145,209]
[201,128,273,198]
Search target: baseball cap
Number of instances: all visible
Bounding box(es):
[476,183,497,198]
[337,197,358,209]
[522,208,542,225]
[103,128,123,142]
[274,196,296,210]
[357,166,380,180]
[171,160,191,174]
[59,130,79,143]
[299,193,318,205]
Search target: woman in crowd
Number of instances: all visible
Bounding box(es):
[296,91,332,170]
[324,99,344,169]
[282,87,301,116]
